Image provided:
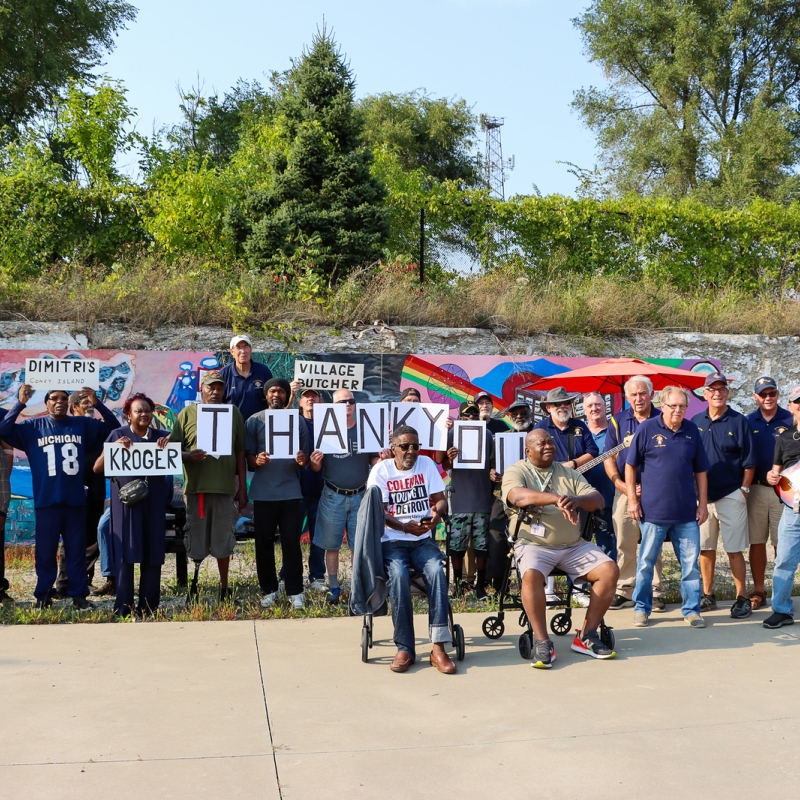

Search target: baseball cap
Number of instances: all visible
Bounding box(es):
[229,334,252,348]
[786,385,800,404]
[754,376,778,394]
[473,391,492,403]
[299,387,320,398]
[507,399,532,413]
[400,387,421,401]
[703,371,730,388]
[201,370,225,387]
[459,401,479,416]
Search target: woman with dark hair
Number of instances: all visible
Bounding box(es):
[94,393,172,617]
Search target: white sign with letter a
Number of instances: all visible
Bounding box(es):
[495,432,527,475]
[103,442,183,477]
[25,358,100,390]
[263,409,300,459]
[313,403,349,454]
[452,421,486,470]
[196,404,234,457]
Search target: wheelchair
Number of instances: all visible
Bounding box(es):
[360,513,466,664]
[481,507,614,660]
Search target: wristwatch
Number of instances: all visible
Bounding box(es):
[740,486,750,494]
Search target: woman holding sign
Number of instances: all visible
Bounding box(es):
[94,393,172,617]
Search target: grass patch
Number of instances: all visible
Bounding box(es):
[2,257,800,336]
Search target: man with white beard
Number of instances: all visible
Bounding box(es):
[487,400,537,592]
[473,390,511,434]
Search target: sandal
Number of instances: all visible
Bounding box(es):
[748,590,767,610]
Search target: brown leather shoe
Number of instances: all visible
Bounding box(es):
[429,647,457,674]
[91,579,116,597]
[390,650,413,673]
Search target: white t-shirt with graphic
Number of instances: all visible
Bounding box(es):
[367,455,446,542]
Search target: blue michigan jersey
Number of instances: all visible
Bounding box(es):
[0,401,119,508]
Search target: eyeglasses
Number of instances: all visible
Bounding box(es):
[663,404,688,411]
[335,398,356,405]
[393,442,421,451]
[704,387,729,395]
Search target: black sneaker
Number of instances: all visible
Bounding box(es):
[73,597,93,612]
[609,594,634,610]
[219,586,233,603]
[652,597,666,613]
[730,596,752,619]
[532,638,556,669]
[474,584,489,602]
[34,597,52,609]
[700,593,717,612]
[763,612,794,629]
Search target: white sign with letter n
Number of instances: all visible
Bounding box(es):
[452,421,486,470]
[356,403,389,452]
[25,358,100,390]
[196,404,234,457]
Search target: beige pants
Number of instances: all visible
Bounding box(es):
[613,491,665,599]
[700,489,749,552]
[747,483,782,547]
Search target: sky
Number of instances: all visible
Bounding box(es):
[100,0,607,197]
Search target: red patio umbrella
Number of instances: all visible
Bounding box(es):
[522,358,710,394]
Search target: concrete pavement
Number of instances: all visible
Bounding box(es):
[2,607,800,799]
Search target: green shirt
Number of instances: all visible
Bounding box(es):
[170,404,245,495]
[501,459,597,548]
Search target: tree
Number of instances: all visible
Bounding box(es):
[224,28,388,276]
[0,0,136,134]
[359,91,480,186]
[572,0,800,204]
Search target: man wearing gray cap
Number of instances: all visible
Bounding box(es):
[473,391,510,434]
[746,377,793,609]
[220,334,273,421]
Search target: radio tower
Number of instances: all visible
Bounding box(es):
[480,114,506,200]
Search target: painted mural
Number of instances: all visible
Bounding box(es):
[0,349,719,543]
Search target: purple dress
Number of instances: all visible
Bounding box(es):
[106,426,172,566]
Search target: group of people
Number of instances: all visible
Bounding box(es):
[2,336,800,676]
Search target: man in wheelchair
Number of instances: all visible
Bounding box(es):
[366,425,455,675]
[502,430,620,669]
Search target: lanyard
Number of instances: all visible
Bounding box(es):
[526,462,554,493]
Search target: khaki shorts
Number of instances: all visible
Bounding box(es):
[700,489,749,553]
[184,493,237,561]
[747,483,783,547]
[514,538,612,583]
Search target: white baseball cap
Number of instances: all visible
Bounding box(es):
[229,334,252,348]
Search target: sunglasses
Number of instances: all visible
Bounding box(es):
[335,398,356,405]
[393,442,421,451]
[550,401,573,408]
[759,391,778,399]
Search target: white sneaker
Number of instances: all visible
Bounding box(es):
[260,591,280,608]
[290,592,305,609]
[572,593,591,608]
[309,579,326,592]
[546,593,561,603]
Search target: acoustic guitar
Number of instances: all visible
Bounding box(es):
[775,463,800,509]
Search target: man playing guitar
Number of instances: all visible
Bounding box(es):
[764,385,800,628]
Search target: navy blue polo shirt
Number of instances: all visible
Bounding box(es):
[746,406,794,483]
[690,407,756,503]
[534,416,599,462]
[220,360,273,421]
[626,415,710,525]
[603,406,661,476]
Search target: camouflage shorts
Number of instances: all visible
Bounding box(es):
[448,513,489,555]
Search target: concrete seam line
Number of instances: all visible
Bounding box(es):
[1,753,275,768]
[254,619,284,799]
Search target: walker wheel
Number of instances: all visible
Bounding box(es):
[518,631,533,660]
[482,616,505,639]
[366,615,373,646]
[453,624,466,661]
[361,624,369,663]
[550,612,571,636]
[600,624,615,650]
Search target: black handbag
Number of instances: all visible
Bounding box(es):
[116,477,149,506]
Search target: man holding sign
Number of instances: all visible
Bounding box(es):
[0,384,119,609]
[170,372,247,603]
[309,390,387,605]
[245,378,311,609]
[440,401,494,600]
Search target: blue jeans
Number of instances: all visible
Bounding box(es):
[634,521,701,617]
[312,486,364,552]
[383,537,451,660]
[771,507,800,616]
[97,507,115,579]
[304,495,325,581]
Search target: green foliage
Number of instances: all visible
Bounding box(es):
[224,27,389,276]
[572,0,800,205]
[0,0,136,133]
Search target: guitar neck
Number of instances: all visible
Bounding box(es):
[576,441,627,475]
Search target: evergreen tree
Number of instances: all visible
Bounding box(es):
[225,28,388,276]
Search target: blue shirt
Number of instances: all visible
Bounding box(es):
[0,401,119,508]
[220,361,273,421]
[585,428,615,508]
[746,406,794,483]
[691,407,756,503]
[626,415,710,525]
[534,416,599,463]
[603,406,661,477]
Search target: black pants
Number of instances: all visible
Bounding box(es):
[487,497,511,591]
[56,493,104,590]
[115,562,161,617]
[254,499,304,597]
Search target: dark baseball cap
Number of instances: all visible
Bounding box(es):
[754,377,778,394]
[507,399,532,413]
[703,371,730,388]
[400,387,421,401]
[459,401,479,416]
